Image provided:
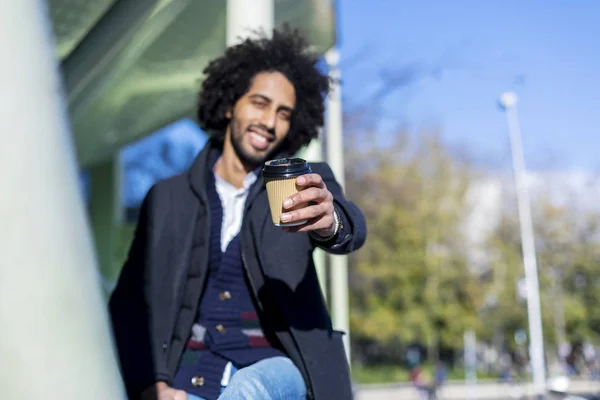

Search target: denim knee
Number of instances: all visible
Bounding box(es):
[226,366,271,398]
[219,357,306,400]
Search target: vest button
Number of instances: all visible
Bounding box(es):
[219,291,232,300]
[216,324,226,333]
[191,376,204,387]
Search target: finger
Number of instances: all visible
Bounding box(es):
[280,202,333,225]
[283,214,335,233]
[283,187,331,209]
[282,218,320,233]
[296,173,327,189]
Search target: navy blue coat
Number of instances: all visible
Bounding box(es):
[109,141,367,399]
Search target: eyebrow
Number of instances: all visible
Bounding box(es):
[249,94,294,113]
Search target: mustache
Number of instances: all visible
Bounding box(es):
[248,124,275,137]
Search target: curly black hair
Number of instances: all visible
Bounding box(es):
[196,25,330,156]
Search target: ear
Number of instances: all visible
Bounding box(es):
[225,107,232,119]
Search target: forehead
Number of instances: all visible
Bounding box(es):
[246,71,296,107]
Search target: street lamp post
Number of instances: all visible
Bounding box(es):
[498,92,546,398]
[326,47,351,364]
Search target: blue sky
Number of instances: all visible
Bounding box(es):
[338,1,600,171]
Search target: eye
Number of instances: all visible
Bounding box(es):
[279,111,291,121]
[252,100,267,108]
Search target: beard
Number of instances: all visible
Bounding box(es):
[229,118,282,167]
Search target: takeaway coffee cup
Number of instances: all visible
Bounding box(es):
[262,158,312,227]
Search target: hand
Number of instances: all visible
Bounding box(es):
[142,382,188,400]
[280,173,337,237]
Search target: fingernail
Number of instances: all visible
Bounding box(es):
[297,176,305,184]
[283,199,293,208]
[281,213,291,221]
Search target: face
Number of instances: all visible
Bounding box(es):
[225,71,296,167]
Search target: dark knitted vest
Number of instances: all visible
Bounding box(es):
[172,172,284,400]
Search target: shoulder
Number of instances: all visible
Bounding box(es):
[154,172,188,192]
[143,172,191,207]
[138,172,198,232]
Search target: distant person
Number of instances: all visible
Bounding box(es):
[411,365,434,400]
[108,26,366,400]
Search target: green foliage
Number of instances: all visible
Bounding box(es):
[346,130,484,359]
[345,127,600,368]
[351,363,410,384]
[351,362,497,384]
[480,197,600,352]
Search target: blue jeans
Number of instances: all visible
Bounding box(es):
[187,357,306,400]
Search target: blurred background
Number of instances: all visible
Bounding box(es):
[3,1,600,399]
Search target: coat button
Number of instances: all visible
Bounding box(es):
[216,324,226,333]
[219,291,232,300]
[191,376,204,387]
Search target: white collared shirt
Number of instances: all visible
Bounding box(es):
[213,166,258,252]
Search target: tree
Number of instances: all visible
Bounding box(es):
[478,176,600,364]
[345,128,484,366]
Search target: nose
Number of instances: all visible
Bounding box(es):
[260,108,277,132]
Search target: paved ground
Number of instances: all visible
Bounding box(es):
[354,379,600,400]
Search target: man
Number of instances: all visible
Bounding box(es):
[109,26,367,400]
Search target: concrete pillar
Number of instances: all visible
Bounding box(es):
[0,0,125,398]
[227,0,274,46]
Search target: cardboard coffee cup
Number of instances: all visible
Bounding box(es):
[262,158,312,227]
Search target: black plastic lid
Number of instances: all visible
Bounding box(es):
[262,158,312,178]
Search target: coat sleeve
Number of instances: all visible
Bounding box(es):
[109,185,169,398]
[309,162,367,254]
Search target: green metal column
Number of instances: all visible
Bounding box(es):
[90,155,123,293]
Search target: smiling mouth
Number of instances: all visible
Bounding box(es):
[250,131,268,144]
[248,128,272,150]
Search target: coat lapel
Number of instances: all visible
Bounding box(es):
[246,189,311,291]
